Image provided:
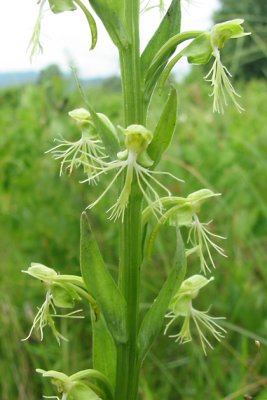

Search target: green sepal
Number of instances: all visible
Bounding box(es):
[70,383,101,400]
[92,312,116,391]
[74,0,97,50]
[51,283,81,308]
[183,33,213,65]
[80,212,128,343]
[88,0,129,49]
[137,228,186,363]
[48,0,77,13]
[141,0,181,102]
[147,87,177,167]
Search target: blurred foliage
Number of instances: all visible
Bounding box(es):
[0,68,267,399]
[214,0,267,79]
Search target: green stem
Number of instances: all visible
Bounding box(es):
[115,1,144,399]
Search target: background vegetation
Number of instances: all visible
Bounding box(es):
[1,1,267,398]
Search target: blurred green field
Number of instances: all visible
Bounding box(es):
[0,71,267,399]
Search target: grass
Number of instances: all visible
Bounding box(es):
[0,72,266,399]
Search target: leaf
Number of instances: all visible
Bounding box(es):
[141,0,181,101]
[147,87,177,166]
[137,228,186,363]
[48,0,77,13]
[88,0,129,49]
[92,312,116,391]
[80,212,128,343]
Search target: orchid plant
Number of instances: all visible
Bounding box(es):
[23,1,249,399]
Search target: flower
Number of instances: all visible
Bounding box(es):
[82,124,182,221]
[37,368,113,400]
[46,108,107,182]
[162,189,226,274]
[184,19,250,113]
[22,263,84,343]
[164,275,226,355]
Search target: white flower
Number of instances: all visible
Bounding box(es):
[82,124,182,222]
[46,108,107,182]
[165,275,226,355]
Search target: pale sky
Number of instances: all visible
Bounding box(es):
[0,0,220,78]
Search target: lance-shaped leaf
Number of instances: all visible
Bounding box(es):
[147,87,177,167]
[137,228,186,363]
[141,0,181,101]
[80,212,128,343]
[89,0,129,49]
[48,0,77,13]
[92,312,116,391]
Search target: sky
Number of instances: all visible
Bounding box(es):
[0,0,220,78]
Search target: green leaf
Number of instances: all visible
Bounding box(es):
[137,228,186,363]
[147,87,177,166]
[141,0,181,101]
[88,0,129,49]
[141,0,181,80]
[48,0,77,13]
[80,212,128,343]
[92,312,116,391]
